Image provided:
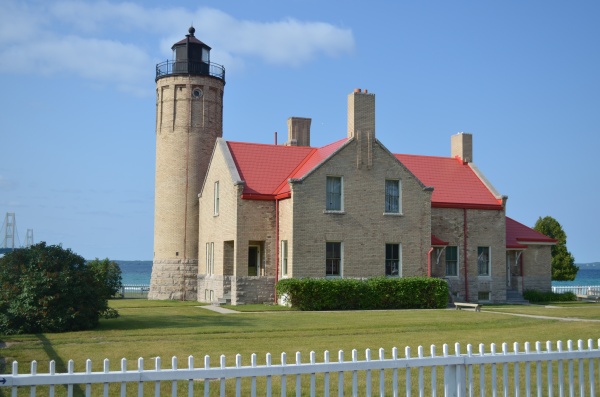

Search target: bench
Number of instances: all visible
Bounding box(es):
[454,302,482,312]
[576,294,600,302]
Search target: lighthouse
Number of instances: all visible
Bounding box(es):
[149,27,225,300]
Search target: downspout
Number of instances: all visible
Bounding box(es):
[427,248,434,277]
[275,199,279,303]
[463,208,469,302]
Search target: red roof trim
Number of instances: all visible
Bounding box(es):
[431,234,449,246]
[240,193,275,201]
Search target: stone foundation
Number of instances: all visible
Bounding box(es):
[197,276,276,305]
[148,259,198,300]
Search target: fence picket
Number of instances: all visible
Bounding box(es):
[4,339,600,396]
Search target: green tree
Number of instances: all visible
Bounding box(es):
[534,216,578,281]
[0,242,119,334]
[87,258,123,299]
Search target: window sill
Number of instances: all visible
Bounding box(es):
[324,210,345,214]
[477,275,492,279]
[213,213,219,217]
[383,212,403,216]
[325,275,342,278]
[445,275,460,279]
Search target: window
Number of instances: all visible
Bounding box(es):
[478,247,490,276]
[326,176,343,211]
[326,242,342,276]
[213,181,219,215]
[385,179,401,213]
[385,243,401,276]
[445,246,458,277]
[206,242,214,275]
[478,291,491,301]
[281,240,288,277]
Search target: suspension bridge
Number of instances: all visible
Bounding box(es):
[0,212,34,254]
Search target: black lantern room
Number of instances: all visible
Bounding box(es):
[156,27,225,82]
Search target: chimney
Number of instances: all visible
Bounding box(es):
[451,132,473,163]
[286,117,311,146]
[348,88,375,139]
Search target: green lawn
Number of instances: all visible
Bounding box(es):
[2,300,600,375]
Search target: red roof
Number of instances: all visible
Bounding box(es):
[395,154,503,210]
[431,235,449,246]
[506,217,556,248]
[227,141,314,199]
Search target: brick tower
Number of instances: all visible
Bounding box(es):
[149,27,225,300]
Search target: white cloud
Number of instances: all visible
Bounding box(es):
[0,1,355,95]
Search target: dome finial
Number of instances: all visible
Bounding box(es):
[188,25,195,36]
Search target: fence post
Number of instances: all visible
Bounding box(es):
[443,344,457,397]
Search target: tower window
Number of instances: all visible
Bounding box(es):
[192,88,203,98]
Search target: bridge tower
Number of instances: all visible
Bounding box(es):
[149,27,225,300]
[3,212,16,249]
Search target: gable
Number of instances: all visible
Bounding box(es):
[506,217,556,248]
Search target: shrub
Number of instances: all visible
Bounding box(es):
[523,289,577,303]
[0,243,120,334]
[276,277,448,310]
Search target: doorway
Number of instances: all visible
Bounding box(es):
[248,245,260,276]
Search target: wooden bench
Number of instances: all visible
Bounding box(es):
[454,302,482,312]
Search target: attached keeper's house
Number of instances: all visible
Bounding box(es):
[197,89,555,305]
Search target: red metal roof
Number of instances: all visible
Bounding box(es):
[227,141,314,199]
[506,217,556,248]
[395,154,503,210]
[431,235,449,246]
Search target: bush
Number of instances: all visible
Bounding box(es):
[0,242,120,334]
[276,277,448,311]
[523,290,577,303]
[86,258,123,299]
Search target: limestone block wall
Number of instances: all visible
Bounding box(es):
[197,275,231,303]
[230,276,276,305]
[431,207,507,303]
[289,139,432,278]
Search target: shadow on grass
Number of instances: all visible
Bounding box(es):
[36,333,85,396]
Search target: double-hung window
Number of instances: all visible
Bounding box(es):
[445,246,458,277]
[326,242,342,276]
[385,243,401,276]
[385,179,401,213]
[326,176,343,211]
[213,181,220,215]
[206,242,214,275]
[478,247,490,276]
[281,240,288,277]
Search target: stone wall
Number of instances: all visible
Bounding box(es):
[230,276,276,305]
[197,274,231,303]
[521,245,552,292]
[148,258,198,300]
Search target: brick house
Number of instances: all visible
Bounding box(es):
[197,89,555,305]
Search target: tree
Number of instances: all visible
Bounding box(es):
[87,258,123,299]
[0,243,119,334]
[534,216,578,281]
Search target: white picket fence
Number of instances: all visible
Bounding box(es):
[552,285,600,296]
[2,339,600,396]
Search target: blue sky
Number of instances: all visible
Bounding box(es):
[0,1,598,262]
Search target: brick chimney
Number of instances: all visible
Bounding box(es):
[348,88,375,139]
[451,132,473,163]
[286,117,311,146]
[348,89,375,169]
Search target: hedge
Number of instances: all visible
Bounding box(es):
[276,277,448,310]
[523,289,576,303]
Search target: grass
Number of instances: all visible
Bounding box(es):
[2,301,600,395]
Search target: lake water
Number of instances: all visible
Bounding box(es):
[117,260,600,287]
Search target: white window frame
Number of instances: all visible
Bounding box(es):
[385,243,402,277]
[325,176,344,212]
[325,241,343,277]
[445,246,459,277]
[213,181,220,216]
[281,240,288,277]
[478,291,491,302]
[477,246,491,277]
[206,242,214,275]
[384,179,402,214]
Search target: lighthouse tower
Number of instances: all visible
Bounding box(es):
[149,27,225,300]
